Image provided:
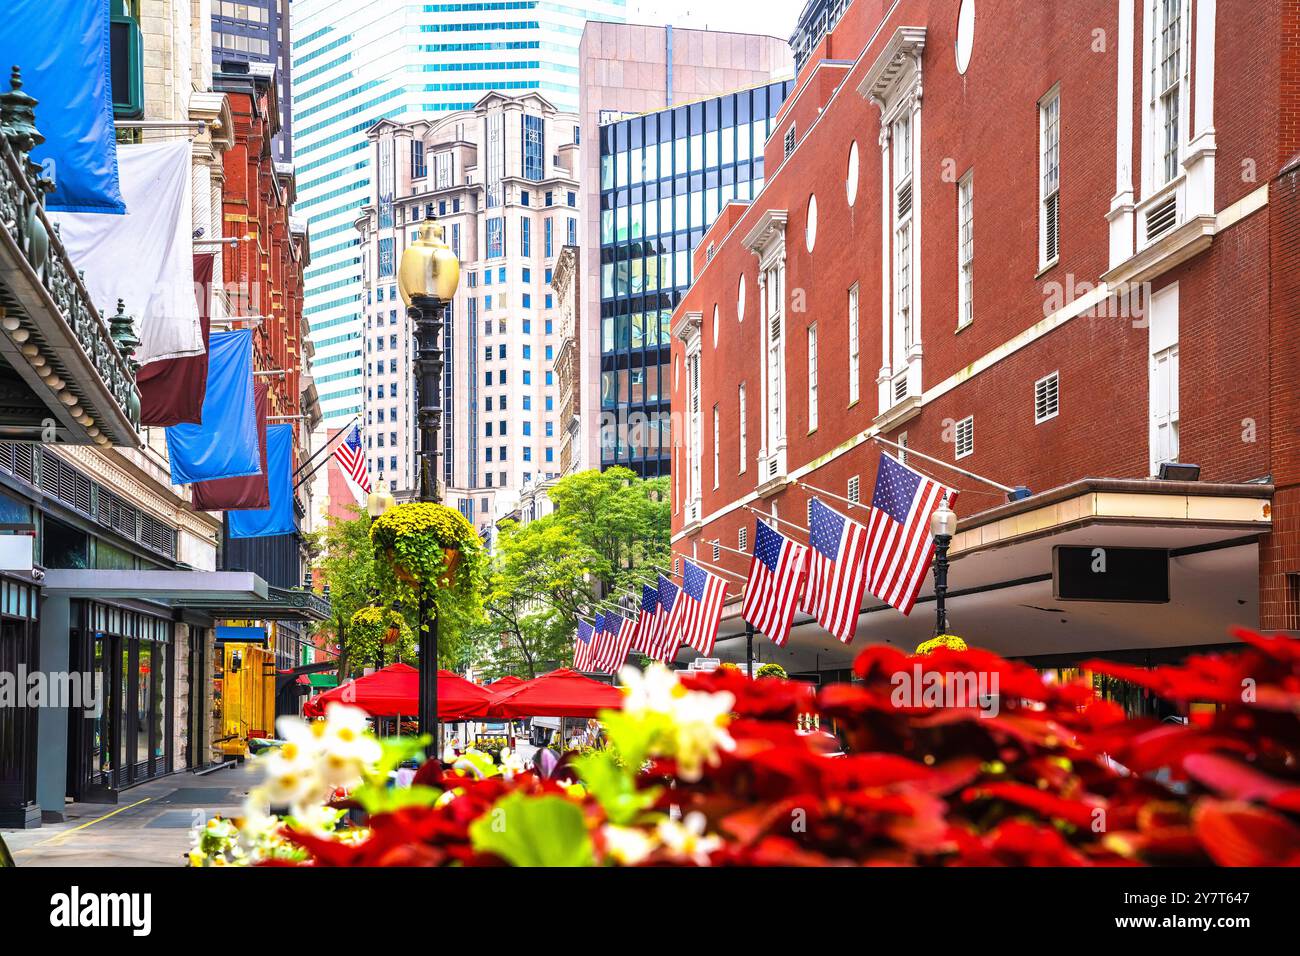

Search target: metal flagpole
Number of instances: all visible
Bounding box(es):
[793,480,872,514]
[870,434,1029,499]
[682,553,748,584]
[742,504,810,538]
[709,539,755,561]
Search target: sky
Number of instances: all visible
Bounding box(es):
[625,0,802,42]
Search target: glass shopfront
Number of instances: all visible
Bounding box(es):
[74,600,174,794]
[0,575,40,826]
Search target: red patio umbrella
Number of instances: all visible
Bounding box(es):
[302,663,493,720]
[486,668,624,719]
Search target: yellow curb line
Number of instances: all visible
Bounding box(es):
[29,797,153,848]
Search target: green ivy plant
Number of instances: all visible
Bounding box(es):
[347,606,416,668]
[370,502,487,656]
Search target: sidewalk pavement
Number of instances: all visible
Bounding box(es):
[1,760,260,867]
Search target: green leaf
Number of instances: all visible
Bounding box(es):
[573,750,659,826]
[469,793,595,867]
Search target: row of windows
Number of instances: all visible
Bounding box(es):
[297,161,367,195]
[293,32,348,68]
[295,53,350,86]
[296,178,369,210]
[214,31,270,56]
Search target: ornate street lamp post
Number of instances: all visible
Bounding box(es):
[930,497,957,635]
[398,220,460,741]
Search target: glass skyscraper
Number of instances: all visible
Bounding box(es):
[597,79,794,477]
[292,0,626,424]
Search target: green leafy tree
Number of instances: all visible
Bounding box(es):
[306,507,379,680]
[471,468,670,678]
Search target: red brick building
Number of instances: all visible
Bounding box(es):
[669,0,1295,677]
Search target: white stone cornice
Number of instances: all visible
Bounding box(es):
[742,209,788,257]
[857,26,927,105]
[672,310,703,346]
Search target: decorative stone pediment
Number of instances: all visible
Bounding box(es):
[857,26,926,114]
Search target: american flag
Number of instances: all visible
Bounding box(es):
[334,425,370,492]
[864,453,957,616]
[741,520,810,647]
[632,584,658,655]
[573,618,596,671]
[802,497,871,644]
[590,612,610,673]
[598,614,636,673]
[652,574,682,662]
[677,560,727,657]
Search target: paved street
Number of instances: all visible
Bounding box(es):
[1,762,259,868]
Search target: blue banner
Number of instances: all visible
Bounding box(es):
[166,329,260,484]
[1,0,124,213]
[228,424,296,539]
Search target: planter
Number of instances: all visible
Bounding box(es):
[385,546,460,589]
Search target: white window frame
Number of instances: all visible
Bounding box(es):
[892,111,914,369]
[847,283,860,404]
[807,321,819,432]
[1038,86,1061,270]
[783,123,797,159]
[712,403,720,489]
[1148,282,1180,473]
[957,170,973,328]
[1034,370,1060,424]
[687,350,702,520]
[738,382,747,473]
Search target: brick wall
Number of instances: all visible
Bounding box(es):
[670,0,1291,625]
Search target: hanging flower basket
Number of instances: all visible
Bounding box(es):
[915,634,968,656]
[369,503,487,649]
[370,502,479,590]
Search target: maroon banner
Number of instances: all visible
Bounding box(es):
[190,380,269,511]
[137,253,213,426]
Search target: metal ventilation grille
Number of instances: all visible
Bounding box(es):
[13,443,33,484]
[955,416,975,459]
[847,475,860,504]
[896,180,913,219]
[1035,371,1060,423]
[1146,194,1178,240]
[1043,192,1059,262]
[738,525,747,552]
[893,372,909,403]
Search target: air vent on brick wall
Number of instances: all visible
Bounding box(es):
[1043,192,1059,262]
[738,525,747,552]
[893,373,909,403]
[1034,371,1060,423]
[896,180,913,219]
[847,475,860,504]
[1146,194,1178,241]
[955,416,974,459]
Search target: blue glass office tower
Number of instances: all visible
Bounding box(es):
[597,79,794,478]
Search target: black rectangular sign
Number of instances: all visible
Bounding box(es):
[1052,545,1170,603]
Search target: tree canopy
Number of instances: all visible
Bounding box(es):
[471,467,670,678]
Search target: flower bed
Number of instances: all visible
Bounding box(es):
[190,629,1300,867]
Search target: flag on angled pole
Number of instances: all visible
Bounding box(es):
[802,497,871,644]
[677,560,728,657]
[600,614,637,673]
[574,618,596,671]
[741,520,810,647]
[335,424,370,505]
[653,574,683,662]
[590,612,609,673]
[864,453,958,616]
[632,584,659,655]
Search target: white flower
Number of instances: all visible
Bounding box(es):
[618,662,735,781]
[499,747,527,780]
[656,812,721,866]
[601,824,656,865]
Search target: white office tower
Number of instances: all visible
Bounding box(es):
[357,95,582,535]
[292,0,626,423]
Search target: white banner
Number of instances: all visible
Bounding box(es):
[51,139,204,366]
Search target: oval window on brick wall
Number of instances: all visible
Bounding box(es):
[805,194,818,252]
[846,140,859,206]
[737,273,746,322]
[956,0,975,75]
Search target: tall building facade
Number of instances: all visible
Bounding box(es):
[211,0,294,161]
[355,94,581,533]
[292,0,627,425]
[596,78,794,478]
[668,0,1296,677]
[577,22,793,477]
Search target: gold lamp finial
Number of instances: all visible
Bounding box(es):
[398,219,460,306]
